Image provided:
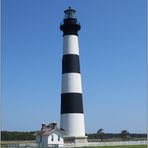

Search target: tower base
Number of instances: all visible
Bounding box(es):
[64,136,88,143]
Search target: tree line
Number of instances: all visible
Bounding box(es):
[87,133,147,140]
[1,131,36,141]
[87,129,147,142]
[1,130,147,141]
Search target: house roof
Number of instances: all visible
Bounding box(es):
[35,123,65,136]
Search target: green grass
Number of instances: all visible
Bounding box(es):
[1,145,147,148]
[81,145,147,148]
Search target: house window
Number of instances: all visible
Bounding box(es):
[58,135,60,141]
[40,136,42,142]
[51,135,54,141]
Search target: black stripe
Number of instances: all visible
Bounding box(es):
[62,54,80,73]
[61,93,83,114]
[60,18,81,36]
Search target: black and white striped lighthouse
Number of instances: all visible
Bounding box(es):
[60,7,87,142]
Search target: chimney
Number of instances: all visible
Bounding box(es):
[41,124,46,130]
[52,122,57,128]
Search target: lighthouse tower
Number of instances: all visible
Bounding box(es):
[60,7,87,143]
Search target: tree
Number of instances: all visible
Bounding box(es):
[120,130,129,141]
[97,128,104,142]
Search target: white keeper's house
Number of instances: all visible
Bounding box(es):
[35,123,65,147]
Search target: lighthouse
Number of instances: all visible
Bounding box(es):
[60,7,87,143]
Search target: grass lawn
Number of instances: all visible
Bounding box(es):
[1,145,147,148]
[81,145,147,148]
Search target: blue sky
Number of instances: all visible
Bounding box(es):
[2,0,146,133]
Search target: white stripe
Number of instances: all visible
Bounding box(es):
[63,35,79,55]
[60,113,85,137]
[62,73,82,93]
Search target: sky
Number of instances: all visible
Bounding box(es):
[2,0,147,133]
